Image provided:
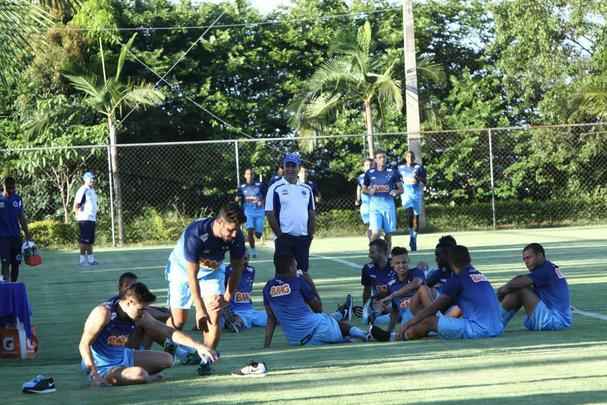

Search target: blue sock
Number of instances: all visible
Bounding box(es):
[501,307,517,327]
[348,326,367,340]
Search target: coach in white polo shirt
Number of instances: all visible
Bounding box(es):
[265,153,315,273]
[73,171,98,266]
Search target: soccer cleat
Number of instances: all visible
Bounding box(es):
[175,345,202,365]
[231,361,268,377]
[342,294,353,321]
[370,325,391,342]
[88,260,98,266]
[197,361,212,376]
[352,305,364,318]
[22,375,56,394]
[164,339,177,356]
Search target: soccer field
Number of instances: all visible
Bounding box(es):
[2,226,607,404]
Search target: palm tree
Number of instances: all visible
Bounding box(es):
[66,34,164,245]
[291,21,444,157]
[578,75,607,120]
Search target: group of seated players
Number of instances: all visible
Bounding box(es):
[79,236,572,385]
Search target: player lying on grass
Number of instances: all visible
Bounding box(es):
[263,253,369,347]
[372,245,503,341]
[222,251,267,333]
[79,282,217,386]
[380,246,425,334]
[498,243,572,331]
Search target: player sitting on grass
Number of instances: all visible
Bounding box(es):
[498,243,572,331]
[379,247,425,334]
[223,251,267,333]
[263,254,369,347]
[373,245,503,341]
[80,282,217,386]
[361,238,397,325]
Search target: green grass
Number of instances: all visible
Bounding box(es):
[2,226,607,404]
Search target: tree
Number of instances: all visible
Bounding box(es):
[66,34,164,245]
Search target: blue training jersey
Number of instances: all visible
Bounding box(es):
[398,163,426,201]
[263,275,321,346]
[357,173,370,205]
[390,266,426,309]
[225,264,256,312]
[363,168,401,202]
[441,266,503,335]
[528,260,572,324]
[426,266,454,290]
[90,297,136,364]
[361,263,398,298]
[167,218,245,281]
[268,175,283,187]
[238,182,266,213]
[0,193,23,238]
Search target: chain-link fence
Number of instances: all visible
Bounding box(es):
[2,123,606,245]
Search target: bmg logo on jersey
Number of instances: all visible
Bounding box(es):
[235,291,251,303]
[270,284,291,297]
[107,335,129,346]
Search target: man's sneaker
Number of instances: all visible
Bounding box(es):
[352,305,363,318]
[79,261,88,267]
[22,375,56,394]
[370,325,391,342]
[175,345,201,365]
[88,260,98,266]
[231,361,268,377]
[409,236,417,252]
[223,308,241,333]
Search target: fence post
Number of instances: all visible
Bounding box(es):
[106,145,116,247]
[235,140,241,188]
[488,129,497,230]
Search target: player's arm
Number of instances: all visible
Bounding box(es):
[362,286,372,304]
[264,305,277,348]
[73,189,82,214]
[387,304,399,333]
[497,274,533,301]
[79,305,110,385]
[355,184,362,205]
[138,312,217,361]
[305,295,323,313]
[18,210,31,241]
[383,278,424,303]
[403,294,452,331]
[185,260,210,329]
[225,255,245,304]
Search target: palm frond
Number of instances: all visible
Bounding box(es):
[116,33,137,82]
[416,56,447,84]
[64,74,100,98]
[121,86,165,111]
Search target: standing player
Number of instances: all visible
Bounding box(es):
[164,203,246,375]
[264,253,368,347]
[397,245,503,340]
[268,165,284,186]
[223,251,267,332]
[0,177,31,282]
[498,243,572,331]
[355,158,373,240]
[236,168,266,258]
[398,151,426,251]
[298,165,321,207]
[79,282,217,386]
[265,153,315,277]
[363,151,403,252]
[361,239,397,325]
[73,171,98,266]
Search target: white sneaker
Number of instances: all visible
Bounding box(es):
[231,361,267,377]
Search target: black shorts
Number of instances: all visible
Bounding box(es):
[274,234,312,272]
[0,236,22,264]
[78,221,96,245]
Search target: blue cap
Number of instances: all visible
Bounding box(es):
[283,153,301,166]
[83,171,95,180]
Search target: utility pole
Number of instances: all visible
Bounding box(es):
[403,0,426,228]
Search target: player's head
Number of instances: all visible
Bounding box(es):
[274,253,297,275]
[275,164,283,176]
[83,171,95,186]
[391,246,409,277]
[434,243,453,269]
[363,158,373,171]
[244,168,254,184]
[522,243,545,271]
[118,272,138,296]
[405,150,415,165]
[447,245,471,274]
[2,177,16,196]
[282,152,301,183]
[369,238,389,264]
[438,235,457,246]
[298,165,308,181]
[374,150,386,169]
[121,282,156,320]
[215,202,246,242]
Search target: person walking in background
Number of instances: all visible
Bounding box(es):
[398,151,426,251]
[74,171,99,266]
[236,168,266,258]
[355,158,374,240]
[0,176,31,282]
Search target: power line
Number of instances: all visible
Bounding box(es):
[55,7,401,33]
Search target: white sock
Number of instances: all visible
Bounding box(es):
[80,255,86,264]
[87,254,95,263]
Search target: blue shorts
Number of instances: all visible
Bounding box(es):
[437,316,502,339]
[245,208,265,234]
[306,313,346,345]
[369,200,397,234]
[399,308,414,325]
[402,195,421,215]
[360,203,370,225]
[165,262,226,310]
[524,300,571,331]
[234,308,268,328]
[81,348,135,378]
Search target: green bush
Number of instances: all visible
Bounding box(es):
[126,207,190,243]
[29,219,78,246]
[316,209,367,237]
